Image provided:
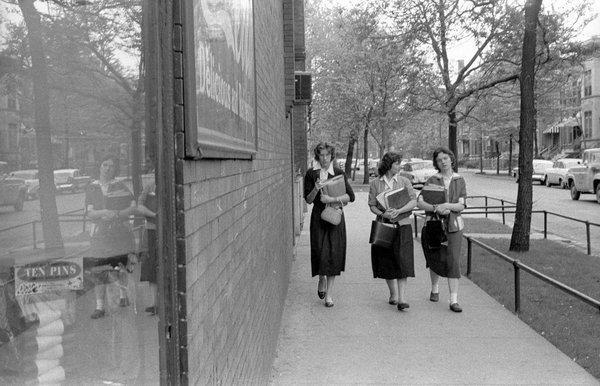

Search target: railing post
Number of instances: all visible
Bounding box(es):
[467,238,472,278]
[543,211,547,239]
[501,199,505,225]
[485,196,488,218]
[32,221,37,249]
[586,221,591,255]
[514,261,520,315]
[413,214,418,238]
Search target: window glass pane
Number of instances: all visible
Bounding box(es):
[0,2,158,384]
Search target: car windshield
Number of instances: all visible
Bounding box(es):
[11,171,38,180]
[54,171,77,179]
[562,160,580,169]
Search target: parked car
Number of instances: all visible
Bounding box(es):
[368,158,380,176]
[54,168,91,194]
[512,160,553,184]
[543,158,581,188]
[565,148,600,203]
[9,169,39,199]
[0,175,27,211]
[398,160,437,188]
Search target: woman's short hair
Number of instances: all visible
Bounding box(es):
[432,147,456,172]
[98,154,120,180]
[378,151,403,176]
[313,142,336,162]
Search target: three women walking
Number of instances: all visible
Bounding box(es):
[305,144,467,313]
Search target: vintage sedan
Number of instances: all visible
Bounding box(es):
[513,160,553,184]
[0,175,27,211]
[543,158,581,188]
[398,160,437,188]
[54,168,91,193]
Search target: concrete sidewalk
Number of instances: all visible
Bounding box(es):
[270,192,598,385]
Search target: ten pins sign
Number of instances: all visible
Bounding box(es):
[15,257,83,296]
[184,0,258,159]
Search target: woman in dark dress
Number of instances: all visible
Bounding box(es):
[417,147,467,313]
[368,152,417,311]
[85,155,137,319]
[304,142,355,307]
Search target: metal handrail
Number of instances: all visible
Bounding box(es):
[465,236,600,314]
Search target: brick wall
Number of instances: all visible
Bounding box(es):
[182,1,295,384]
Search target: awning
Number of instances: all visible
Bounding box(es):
[543,126,559,134]
[543,117,579,134]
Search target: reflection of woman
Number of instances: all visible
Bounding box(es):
[417,147,467,313]
[304,142,355,307]
[368,152,416,310]
[85,155,136,319]
[137,180,158,315]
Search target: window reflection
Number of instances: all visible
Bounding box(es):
[0,1,158,384]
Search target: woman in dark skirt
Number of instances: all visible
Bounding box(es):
[84,155,137,319]
[417,147,467,313]
[368,152,417,311]
[304,142,355,307]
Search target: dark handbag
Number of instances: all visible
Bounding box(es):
[369,220,397,249]
[421,219,447,250]
[321,205,342,225]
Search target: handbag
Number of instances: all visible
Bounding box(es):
[369,220,397,249]
[321,205,342,225]
[421,219,447,250]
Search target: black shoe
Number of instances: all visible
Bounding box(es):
[429,292,439,302]
[91,309,105,319]
[318,291,326,299]
[145,306,157,315]
[397,302,410,311]
[449,303,463,313]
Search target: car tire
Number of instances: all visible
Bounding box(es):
[570,183,580,201]
[14,195,24,211]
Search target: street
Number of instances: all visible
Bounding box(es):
[0,192,87,256]
[460,169,600,255]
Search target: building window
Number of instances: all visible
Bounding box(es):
[8,123,18,148]
[7,96,17,110]
[0,128,8,152]
[583,111,592,138]
[583,70,591,97]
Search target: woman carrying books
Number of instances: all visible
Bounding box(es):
[417,147,467,313]
[368,152,417,311]
[84,155,137,319]
[304,142,355,307]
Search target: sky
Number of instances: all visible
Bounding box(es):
[319,0,600,63]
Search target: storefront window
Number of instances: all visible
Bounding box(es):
[0,1,159,384]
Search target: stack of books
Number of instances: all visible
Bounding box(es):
[420,184,446,205]
[376,187,412,220]
[320,175,346,197]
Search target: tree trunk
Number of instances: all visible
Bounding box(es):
[510,0,543,252]
[362,128,369,184]
[508,133,513,176]
[19,0,63,250]
[496,142,500,175]
[344,130,357,176]
[448,109,458,171]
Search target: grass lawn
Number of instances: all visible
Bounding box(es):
[459,218,600,379]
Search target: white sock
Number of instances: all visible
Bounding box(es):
[450,293,458,304]
[96,299,104,310]
[431,284,439,294]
